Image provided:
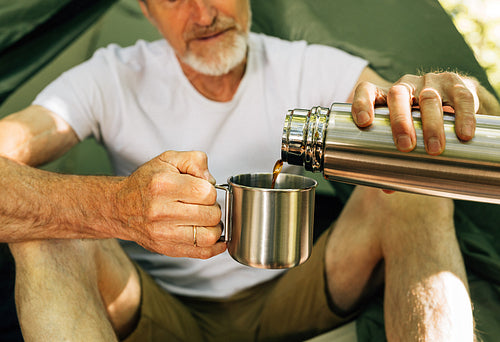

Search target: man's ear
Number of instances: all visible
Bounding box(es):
[138,0,157,28]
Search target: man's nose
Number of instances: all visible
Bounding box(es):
[190,0,217,26]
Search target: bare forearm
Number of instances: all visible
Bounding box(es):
[0,156,124,242]
[1,150,226,257]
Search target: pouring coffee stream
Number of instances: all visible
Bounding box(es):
[271,159,283,189]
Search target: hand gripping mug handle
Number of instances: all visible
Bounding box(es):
[215,184,231,242]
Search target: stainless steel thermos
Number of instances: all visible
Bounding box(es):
[281,102,500,204]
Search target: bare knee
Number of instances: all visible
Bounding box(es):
[367,190,455,255]
[10,239,102,310]
[9,239,99,278]
[334,186,455,248]
[10,239,140,339]
[324,187,456,312]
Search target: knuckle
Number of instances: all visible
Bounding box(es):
[205,227,222,245]
[422,71,439,80]
[148,174,163,194]
[442,71,460,81]
[427,71,453,83]
[351,96,372,111]
[191,179,216,203]
[190,150,208,164]
[144,204,156,220]
[419,88,441,103]
[158,150,176,161]
[452,86,474,103]
[203,206,222,227]
[358,80,372,87]
[390,114,410,127]
[387,84,410,98]
[356,80,373,91]
[398,73,419,83]
[148,170,177,195]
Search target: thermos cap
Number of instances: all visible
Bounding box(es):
[281,106,329,172]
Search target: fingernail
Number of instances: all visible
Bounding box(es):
[461,125,474,139]
[396,134,413,151]
[356,111,370,126]
[427,137,442,155]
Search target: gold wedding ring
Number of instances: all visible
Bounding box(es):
[193,226,197,247]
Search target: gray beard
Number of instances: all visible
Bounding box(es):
[181,32,248,77]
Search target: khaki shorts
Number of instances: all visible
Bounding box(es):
[124,228,352,342]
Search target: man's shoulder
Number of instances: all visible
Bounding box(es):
[249,32,308,50]
[87,39,169,68]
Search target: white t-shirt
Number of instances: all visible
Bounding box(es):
[33,32,368,298]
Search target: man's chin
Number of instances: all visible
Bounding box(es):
[182,57,242,76]
[181,37,248,76]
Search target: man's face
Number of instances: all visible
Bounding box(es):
[139,0,251,76]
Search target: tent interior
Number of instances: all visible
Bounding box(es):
[1,0,499,341]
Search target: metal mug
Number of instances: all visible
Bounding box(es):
[216,173,317,269]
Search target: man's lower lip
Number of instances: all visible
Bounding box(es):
[198,35,219,41]
[196,29,231,41]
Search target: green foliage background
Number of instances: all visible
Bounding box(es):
[440,0,500,98]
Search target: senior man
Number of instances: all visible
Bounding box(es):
[1,0,499,341]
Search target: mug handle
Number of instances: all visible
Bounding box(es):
[215,184,231,242]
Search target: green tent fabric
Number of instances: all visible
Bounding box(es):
[250,0,497,97]
[0,0,117,105]
[1,0,499,341]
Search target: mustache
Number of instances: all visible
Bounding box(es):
[184,14,238,41]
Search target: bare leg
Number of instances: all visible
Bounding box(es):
[9,239,141,341]
[325,186,473,341]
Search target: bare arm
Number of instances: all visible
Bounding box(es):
[0,105,79,166]
[0,105,110,241]
[0,155,122,241]
[0,106,225,257]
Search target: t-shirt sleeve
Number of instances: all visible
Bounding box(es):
[298,44,369,107]
[32,53,108,142]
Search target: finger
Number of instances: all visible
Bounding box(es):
[154,172,218,205]
[425,72,478,141]
[164,241,227,259]
[147,223,223,246]
[191,225,224,247]
[449,81,477,141]
[143,240,227,259]
[187,241,228,259]
[175,224,223,247]
[419,87,446,155]
[387,83,417,152]
[351,81,379,127]
[149,201,222,226]
[158,150,215,183]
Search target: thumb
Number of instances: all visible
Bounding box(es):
[157,150,215,183]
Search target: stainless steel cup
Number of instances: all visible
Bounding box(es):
[216,173,317,269]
